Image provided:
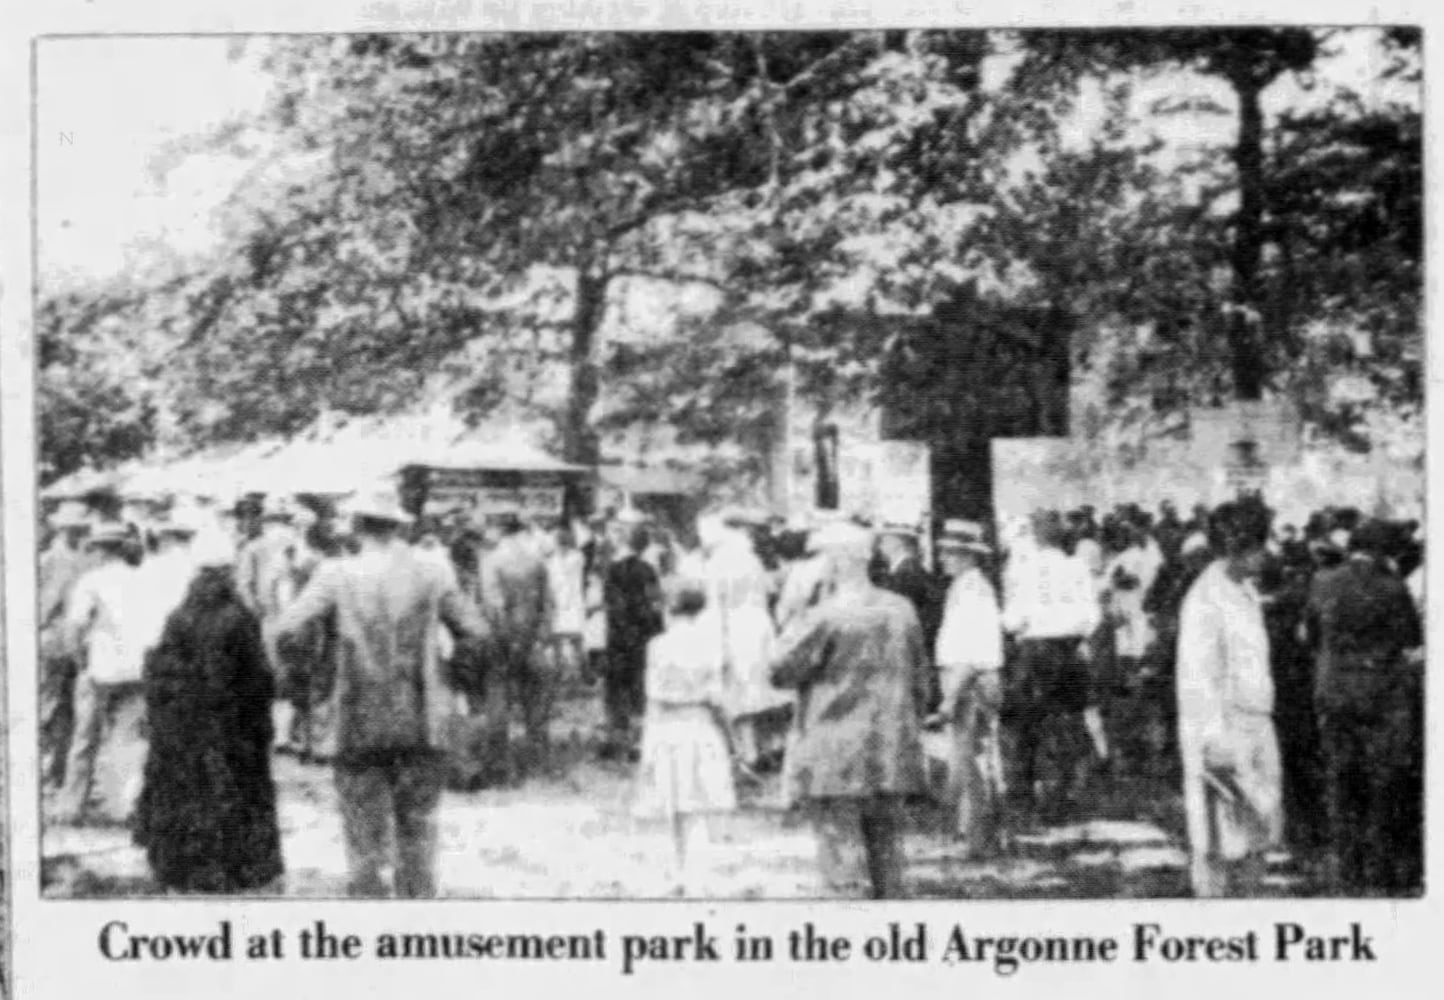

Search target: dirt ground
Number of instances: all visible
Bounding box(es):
[41,686,1317,900]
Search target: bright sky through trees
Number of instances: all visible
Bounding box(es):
[36,29,1407,291]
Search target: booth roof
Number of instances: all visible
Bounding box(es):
[42,431,588,501]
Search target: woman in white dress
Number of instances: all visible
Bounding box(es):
[1175,497,1284,897]
[632,579,737,896]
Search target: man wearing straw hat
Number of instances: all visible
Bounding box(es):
[275,487,491,898]
[928,519,1005,857]
[771,521,930,899]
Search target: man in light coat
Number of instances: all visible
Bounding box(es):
[275,491,490,898]
[56,525,150,825]
[771,522,930,899]
[1175,497,1283,898]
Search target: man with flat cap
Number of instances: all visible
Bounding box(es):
[771,521,930,899]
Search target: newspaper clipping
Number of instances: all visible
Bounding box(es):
[0,1,1437,998]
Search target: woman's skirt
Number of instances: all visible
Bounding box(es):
[632,704,737,820]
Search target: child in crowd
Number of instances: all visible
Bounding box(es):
[632,578,737,896]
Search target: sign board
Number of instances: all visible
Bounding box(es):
[407,465,576,518]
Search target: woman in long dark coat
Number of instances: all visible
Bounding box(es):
[132,550,284,894]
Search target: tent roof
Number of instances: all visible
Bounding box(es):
[43,426,589,501]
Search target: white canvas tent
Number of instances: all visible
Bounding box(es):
[43,415,587,504]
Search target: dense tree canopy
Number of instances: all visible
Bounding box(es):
[38,28,1422,497]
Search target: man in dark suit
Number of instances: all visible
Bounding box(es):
[875,523,942,709]
[1303,519,1424,896]
[602,523,663,760]
[477,513,556,784]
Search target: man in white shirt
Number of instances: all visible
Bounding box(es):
[55,525,150,825]
[930,522,1005,856]
[1000,510,1101,819]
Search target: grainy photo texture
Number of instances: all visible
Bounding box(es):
[35,28,1423,903]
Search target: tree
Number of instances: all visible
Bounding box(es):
[1011,28,1320,401]
[117,32,1011,473]
[38,283,162,484]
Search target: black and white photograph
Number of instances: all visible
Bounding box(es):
[32,25,1423,903]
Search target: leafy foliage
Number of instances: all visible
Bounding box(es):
[36,28,1422,499]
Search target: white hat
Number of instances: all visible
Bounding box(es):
[941,518,985,539]
[264,495,298,522]
[876,521,919,537]
[1182,532,1210,556]
[938,533,991,555]
[85,523,132,548]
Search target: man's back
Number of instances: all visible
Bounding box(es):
[480,535,552,651]
[770,586,929,799]
[1307,560,1420,710]
[279,541,484,757]
[606,553,661,650]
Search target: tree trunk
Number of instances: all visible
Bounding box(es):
[563,266,609,469]
[1228,76,1267,401]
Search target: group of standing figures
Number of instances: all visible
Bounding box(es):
[37,483,1424,900]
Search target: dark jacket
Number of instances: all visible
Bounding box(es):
[605,553,663,653]
[1305,558,1423,713]
[878,554,942,650]
[133,565,284,892]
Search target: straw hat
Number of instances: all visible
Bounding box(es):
[876,521,919,538]
[937,533,991,556]
[940,518,986,539]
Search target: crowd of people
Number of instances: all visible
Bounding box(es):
[38,483,1424,900]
